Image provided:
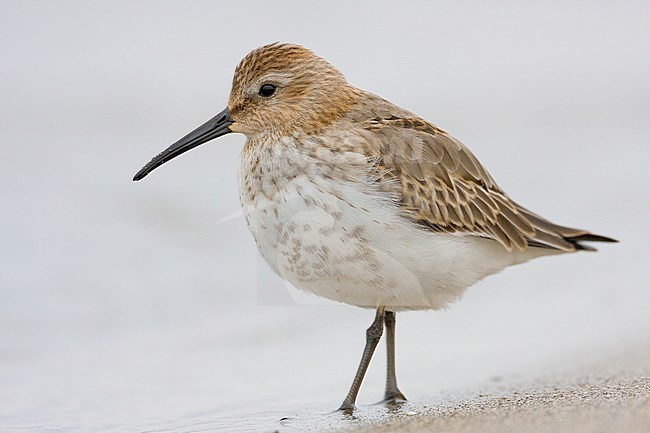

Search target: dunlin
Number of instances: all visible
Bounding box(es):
[133,43,616,411]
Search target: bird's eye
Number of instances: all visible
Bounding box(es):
[258,83,277,97]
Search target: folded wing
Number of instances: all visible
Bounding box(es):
[359,116,616,252]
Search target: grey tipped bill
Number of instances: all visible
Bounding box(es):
[133,107,233,181]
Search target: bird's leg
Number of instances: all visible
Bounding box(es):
[338,307,385,412]
[383,310,406,402]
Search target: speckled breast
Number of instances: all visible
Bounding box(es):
[236,136,411,307]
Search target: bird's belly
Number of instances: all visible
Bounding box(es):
[240,174,527,311]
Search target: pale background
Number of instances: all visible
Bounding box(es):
[1,1,648,432]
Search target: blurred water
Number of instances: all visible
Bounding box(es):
[1,1,649,432]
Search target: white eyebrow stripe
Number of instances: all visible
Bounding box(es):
[255,72,293,85]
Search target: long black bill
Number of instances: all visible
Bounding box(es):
[133,107,233,181]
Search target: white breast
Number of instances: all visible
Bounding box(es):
[238,136,546,311]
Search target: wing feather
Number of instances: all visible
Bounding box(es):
[345,92,615,251]
[359,116,602,252]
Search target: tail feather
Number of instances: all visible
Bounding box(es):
[515,204,618,252]
[566,233,618,243]
[564,232,618,252]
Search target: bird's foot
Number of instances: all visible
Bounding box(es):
[381,390,407,405]
[336,401,356,414]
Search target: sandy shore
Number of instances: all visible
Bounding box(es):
[347,346,649,433]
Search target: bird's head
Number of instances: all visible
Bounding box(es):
[133,43,358,181]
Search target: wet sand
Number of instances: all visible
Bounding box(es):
[347,346,649,433]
